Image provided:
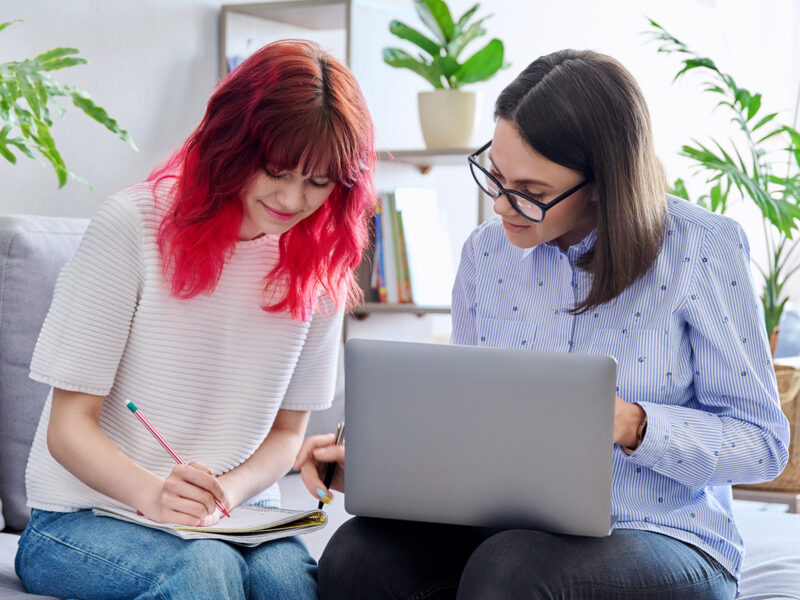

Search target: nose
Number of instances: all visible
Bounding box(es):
[493,193,516,218]
[276,180,305,212]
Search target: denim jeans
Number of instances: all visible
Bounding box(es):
[15,509,318,600]
[318,517,737,600]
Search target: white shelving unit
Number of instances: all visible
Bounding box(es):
[219,0,351,78]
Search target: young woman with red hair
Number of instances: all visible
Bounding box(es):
[16,40,375,600]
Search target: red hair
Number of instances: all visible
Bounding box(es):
[149,40,376,321]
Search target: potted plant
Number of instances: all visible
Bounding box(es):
[382,0,506,148]
[647,19,800,495]
[646,19,800,355]
[0,20,136,188]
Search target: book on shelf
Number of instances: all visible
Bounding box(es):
[354,211,380,303]
[92,504,326,547]
[357,188,453,308]
[378,191,399,303]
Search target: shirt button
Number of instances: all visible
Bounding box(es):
[513,306,518,311]
[521,340,527,346]
[480,336,486,342]
[661,285,667,290]
[658,498,663,503]
[483,251,489,257]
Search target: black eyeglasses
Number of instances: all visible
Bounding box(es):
[468,140,590,222]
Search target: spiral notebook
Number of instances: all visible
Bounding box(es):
[92,504,327,547]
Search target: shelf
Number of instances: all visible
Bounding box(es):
[222,0,348,30]
[732,487,800,513]
[351,303,451,317]
[377,149,472,173]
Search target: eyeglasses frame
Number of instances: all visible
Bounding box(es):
[467,140,591,223]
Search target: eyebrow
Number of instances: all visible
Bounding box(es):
[488,153,552,190]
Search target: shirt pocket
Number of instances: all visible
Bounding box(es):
[476,317,538,351]
[588,328,671,404]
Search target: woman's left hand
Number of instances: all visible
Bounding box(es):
[614,396,646,450]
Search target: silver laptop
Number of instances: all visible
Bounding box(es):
[344,339,617,537]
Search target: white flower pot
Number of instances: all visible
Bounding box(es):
[418,89,480,149]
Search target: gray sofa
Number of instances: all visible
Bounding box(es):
[1,214,799,599]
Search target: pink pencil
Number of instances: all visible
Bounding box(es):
[125,399,230,518]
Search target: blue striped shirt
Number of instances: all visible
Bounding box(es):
[451,196,790,579]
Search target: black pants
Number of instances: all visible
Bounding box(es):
[318,517,737,600]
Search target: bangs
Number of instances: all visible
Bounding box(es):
[262,110,363,187]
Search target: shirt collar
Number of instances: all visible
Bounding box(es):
[520,227,597,261]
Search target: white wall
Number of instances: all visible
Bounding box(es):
[1,0,227,217]
[2,0,798,312]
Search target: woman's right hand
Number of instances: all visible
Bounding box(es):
[294,434,346,502]
[141,461,229,527]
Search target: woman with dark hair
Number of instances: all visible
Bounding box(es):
[15,40,375,599]
[297,50,789,599]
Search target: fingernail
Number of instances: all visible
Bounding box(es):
[316,488,330,503]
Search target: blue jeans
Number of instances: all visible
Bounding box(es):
[16,509,318,600]
[319,518,737,600]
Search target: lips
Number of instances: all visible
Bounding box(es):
[260,201,298,222]
[502,220,530,233]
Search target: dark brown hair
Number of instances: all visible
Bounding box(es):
[495,49,667,313]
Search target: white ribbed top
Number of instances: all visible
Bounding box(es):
[26,182,343,512]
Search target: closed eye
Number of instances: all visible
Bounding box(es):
[308,179,331,188]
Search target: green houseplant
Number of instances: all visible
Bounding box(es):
[0,20,136,188]
[382,0,506,148]
[646,19,800,352]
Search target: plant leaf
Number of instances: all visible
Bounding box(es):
[388,20,440,58]
[33,120,68,187]
[752,112,778,132]
[16,71,40,119]
[669,177,690,200]
[67,87,138,150]
[414,0,454,45]
[0,20,21,35]
[454,39,504,85]
[383,48,444,88]
[447,17,488,59]
[747,93,761,121]
[455,3,480,32]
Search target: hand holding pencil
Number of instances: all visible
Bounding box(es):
[125,400,231,525]
[295,425,346,505]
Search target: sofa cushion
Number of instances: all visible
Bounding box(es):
[0,216,88,532]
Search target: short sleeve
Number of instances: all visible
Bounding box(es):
[29,196,144,396]
[280,294,344,411]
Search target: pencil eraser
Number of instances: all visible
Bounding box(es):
[125,400,138,412]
